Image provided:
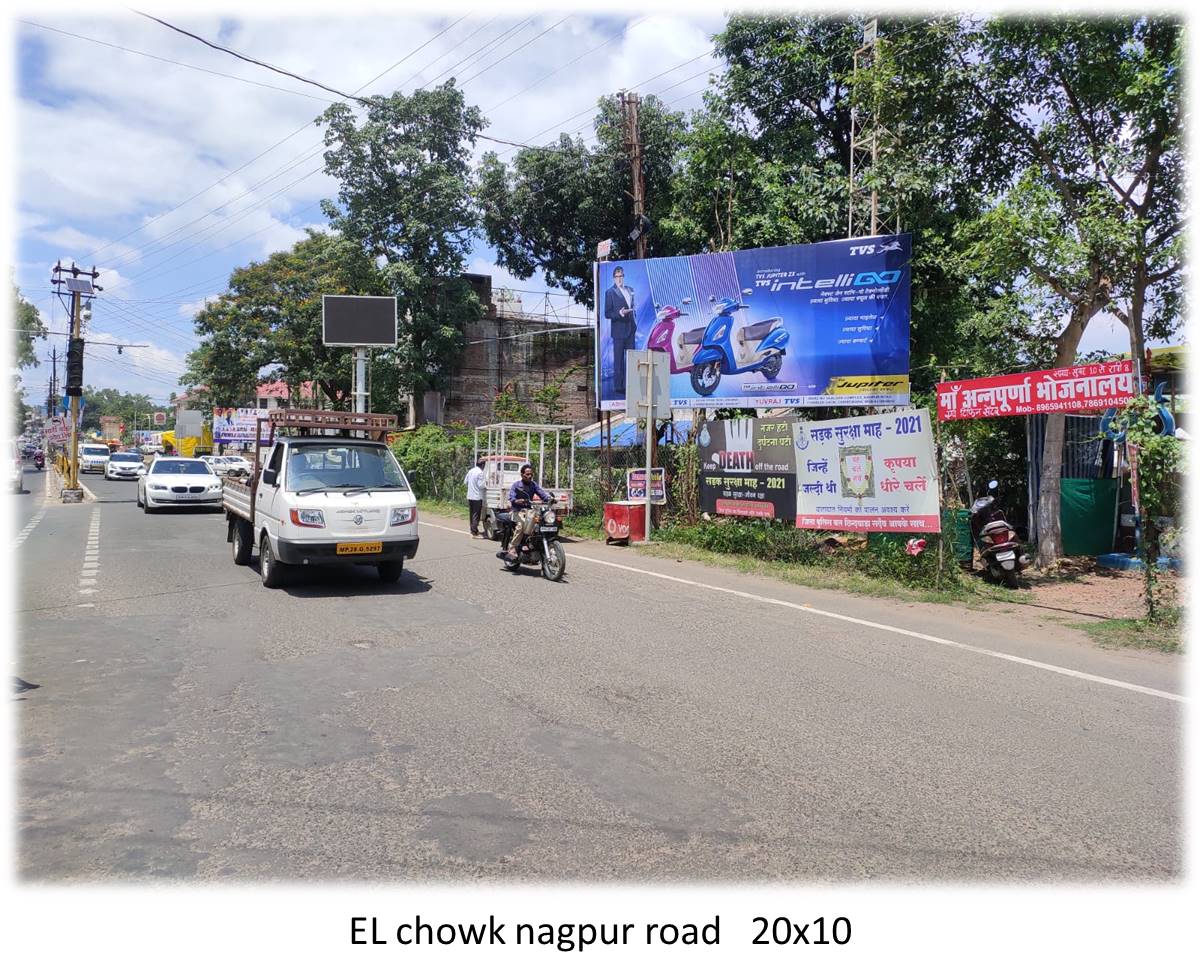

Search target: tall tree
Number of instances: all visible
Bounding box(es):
[953,16,1182,565]
[182,231,387,410]
[319,83,484,401]
[476,93,687,306]
[11,279,46,369]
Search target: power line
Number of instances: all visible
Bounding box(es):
[70,16,469,266]
[134,10,381,106]
[18,19,336,103]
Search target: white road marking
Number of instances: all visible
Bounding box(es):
[421,519,1185,704]
[79,510,102,597]
[13,506,46,549]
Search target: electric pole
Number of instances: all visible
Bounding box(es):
[51,261,101,499]
[47,347,58,417]
[622,91,648,260]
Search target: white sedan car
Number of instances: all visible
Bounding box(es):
[105,451,147,480]
[137,457,223,512]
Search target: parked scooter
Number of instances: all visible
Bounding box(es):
[969,480,1029,587]
[495,500,567,581]
[646,299,705,374]
[34,449,44,470]
[689,289,789,396]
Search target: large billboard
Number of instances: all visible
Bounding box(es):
[595,234,911,410]
[697,409,940,533]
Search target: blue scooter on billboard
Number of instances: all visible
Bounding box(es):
[688,289,790,396]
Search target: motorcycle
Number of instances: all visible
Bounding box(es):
[34,450,44,471]
[646,299,705,374]
[688,289,789,396]
[969,480,1029,587]
[495,500,566,581]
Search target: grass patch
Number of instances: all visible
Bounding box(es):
[1074,613,1185,654]
[417,499,1032,609]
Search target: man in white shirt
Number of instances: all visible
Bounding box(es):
[464,456,487,536]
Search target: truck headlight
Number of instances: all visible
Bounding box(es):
[289,508,325,528]
[390,507,415,526]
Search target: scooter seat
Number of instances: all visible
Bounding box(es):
[981,520,1009,536]
[742,318,781,342]
[680,327,705,345]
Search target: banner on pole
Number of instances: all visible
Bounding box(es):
[213,407,269,442]
[595,234,911,410]
[627,467,666,503]
[936,360,1136,421]
[793,409,940,533]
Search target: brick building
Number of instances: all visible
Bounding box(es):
[440,274,596,429]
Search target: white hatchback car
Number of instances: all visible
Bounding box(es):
[138,456,223,512]
[105,451,147,480]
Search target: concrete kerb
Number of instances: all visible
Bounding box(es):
[47,463,96,503]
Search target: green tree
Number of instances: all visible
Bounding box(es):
[182,231,387,410]
[953,16,1183,565]
[477,94,687,305]
[319,84,484,401]
[11,279,47,369]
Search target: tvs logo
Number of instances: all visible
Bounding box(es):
[353,514,364,525]
[850,240,903,256]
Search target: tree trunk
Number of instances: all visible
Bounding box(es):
[1035,300,1098,567]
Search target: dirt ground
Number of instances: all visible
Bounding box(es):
[1017,558,1185,621]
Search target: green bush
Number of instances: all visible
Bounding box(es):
[657,517,965,592]
[390,424,473,499]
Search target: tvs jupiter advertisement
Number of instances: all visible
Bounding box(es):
[595,234,911,410]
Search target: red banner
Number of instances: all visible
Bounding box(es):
[937,361,1136,421]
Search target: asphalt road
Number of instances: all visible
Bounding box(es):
[13,473,1183,881]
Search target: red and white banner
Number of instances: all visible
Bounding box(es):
[936,360,1136,421]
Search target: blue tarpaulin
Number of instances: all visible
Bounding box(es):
[576,416,692,448]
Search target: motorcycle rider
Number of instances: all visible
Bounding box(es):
[504,462,552,561]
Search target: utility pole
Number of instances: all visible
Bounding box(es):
[47,347,58,417]
[622,91,648,260]
[51,261,101,500]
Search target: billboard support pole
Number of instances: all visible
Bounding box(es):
[644,354,653,542]
[353,347,367,416]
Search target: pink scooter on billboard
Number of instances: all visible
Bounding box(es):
[646,291,788,396]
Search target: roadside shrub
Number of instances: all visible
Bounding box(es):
[658,518,824,564]
[390,424,473,499]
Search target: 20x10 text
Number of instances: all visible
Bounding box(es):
[752,916,851,945]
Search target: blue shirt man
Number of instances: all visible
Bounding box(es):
[505,464,552,558]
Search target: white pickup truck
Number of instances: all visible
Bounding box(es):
[223,418,418,588]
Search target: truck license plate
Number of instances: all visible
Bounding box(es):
[336,541,383,555]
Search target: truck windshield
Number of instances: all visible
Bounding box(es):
[286,444,410,493]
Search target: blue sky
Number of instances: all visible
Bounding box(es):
[9,6,1151,407]
[11,9,724,404]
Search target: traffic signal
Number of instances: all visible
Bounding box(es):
[65,337,84,396]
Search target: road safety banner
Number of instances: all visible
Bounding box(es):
[213,407,268,442]
[936,361,1136,421]
[792,408,940,533]
[698,418,797,520]
[594,234,911,410]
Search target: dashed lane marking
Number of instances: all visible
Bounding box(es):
[14,506,46,549]
[79,509,102,598]
[420,519,1186,705]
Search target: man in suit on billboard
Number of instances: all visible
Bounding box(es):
[603,266,638,396]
